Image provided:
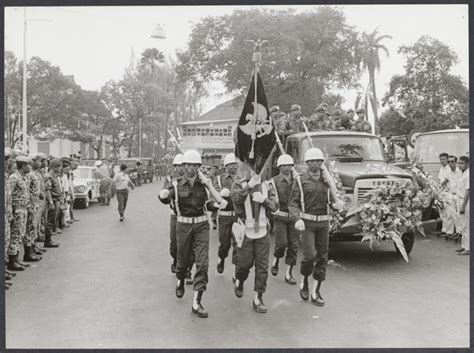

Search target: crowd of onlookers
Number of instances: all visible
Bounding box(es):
[437,153,470,255]
[4,148,82,290]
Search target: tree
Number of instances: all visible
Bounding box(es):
[378,107,414,137]
[4,51,83,148]
[356,28,391,133]
[176,7,361,115]
[382,36,468,132]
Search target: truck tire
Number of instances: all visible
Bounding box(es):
[394,231,415,255]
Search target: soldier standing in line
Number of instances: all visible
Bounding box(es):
[159,154,185,274]
[288,147,342,307]
[231,164,279,314]
[24,155,44,262]
[288,104,308,133]
[159,149,228,318]
[43,159,62,248]
[5,149,16,287]
[214,153,239,278]
[7,156,33,271]
[269,154,298,285]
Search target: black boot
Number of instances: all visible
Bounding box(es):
[234,278,244,298]
[7,254,25,271]
[5,269,16,277]
[33,244,47,254]
[217,257,225,274]
[23,246,41,262]
[271,257,279,276]
[5,272,12,280]
[299,276,309,301]
[284,265,297,285]
[44,235,60,248]
[175,279,185,298]
[170,259,177,274]
[311,281,325,307]
[192,291,208,318]
[253,293,267,314]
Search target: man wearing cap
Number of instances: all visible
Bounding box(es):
[231,164,279,313]
[159,154,185,274]
[7,156,33,271]
[159,149,228,318]
[288,104,308,133]
[288,147,334,307]
[43,159,62,248]
[213,153,239,277]
[269,154,298,285]
[331,109,343,130]
[95,160,112,206]
[24,155,45,261]
[309,104,328,131]
[4,149,16,285]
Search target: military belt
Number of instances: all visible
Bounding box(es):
[177,215,208,224]
[218,210,235,217]
[273,210,290,217]
[300,213,331,222]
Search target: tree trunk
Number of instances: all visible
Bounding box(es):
[163,114,170,155]
[370,70,378,134]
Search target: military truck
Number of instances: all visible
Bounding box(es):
[268,131,438,255]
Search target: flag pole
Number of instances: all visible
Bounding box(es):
[249,45,261,160]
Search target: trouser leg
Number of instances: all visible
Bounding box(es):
[440,208,447,233]
[122,189,129,213]
[313,221,329,282]
[169,215,177,261]
[5,213,11,257]
[253,234,270,293]
[8,209,27,256]
[236,236,255,283]
[176,222,193,281]
[217,219,232,260]
[273,218,288,259]
[459,202,470,251]
[285,220,298,266]
[25,205,39,246]
[300,221,316,277]
[192,221,210,292]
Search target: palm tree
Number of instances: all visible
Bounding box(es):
[139,48,165,75]
[358,28,392,134]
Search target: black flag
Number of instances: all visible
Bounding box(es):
[235,72,276,174]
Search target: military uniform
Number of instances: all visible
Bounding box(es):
[44,169,63,237]
[269,175,298,269]
[25,171,41,246]
[8,171,30,256]
[5,171,12,257]
[288,173,331,285]
[214,173,239,266]
[230,178,278,299]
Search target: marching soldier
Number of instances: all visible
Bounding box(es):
[43,159,62,248]
[288,147,340,307]
[158,149,228,318]
[231,164,279,313]
[214,153,239,277]
[7,156,33,271]
[269,154,298,285]
[24,155,44,262]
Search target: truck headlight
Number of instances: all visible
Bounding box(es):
[341,194,354,211]
[78,185,86,193]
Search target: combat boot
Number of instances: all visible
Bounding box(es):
[284,265,297,285]
[253,293,267,314]
[7,254,25,271]
[191,291,208,318]
[271,257,279,276]
[170,259,177,274]
[299,276,309,301]
[234,279,244,298]
[175,279,185,298]
[23,246,41,262]
[44,235,60,248]
[5,269,16,277]
[33,244,47,254]
[217,257,225,274]
[5,272,12,280]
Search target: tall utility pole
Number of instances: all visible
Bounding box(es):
[22,8,28,153]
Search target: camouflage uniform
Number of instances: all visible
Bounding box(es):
[5,172,13,257]
[8,171,30,255]
[25,171,41,246]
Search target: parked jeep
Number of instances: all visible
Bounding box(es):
[72,166,100,209]
[268,131,438,255]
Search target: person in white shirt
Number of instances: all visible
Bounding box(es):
[439,155,462,239]
[455,156,469,255]
[437,153,450,235]
[112,164,135,222]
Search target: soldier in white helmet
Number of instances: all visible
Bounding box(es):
[159,153,194,281]
[288,147,336,307]
[213,153,239,276]
[159,149,228,318]
[269,154,298,285]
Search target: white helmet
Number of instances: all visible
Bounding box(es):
[172,154,183,166]
[181,149,202,165]
[304,148,325,162]
[277,154,294,167]
[95,160,103,167]
[223,153,237,166]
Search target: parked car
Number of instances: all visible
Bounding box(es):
[72,166,100,208]
[140,157,155,183]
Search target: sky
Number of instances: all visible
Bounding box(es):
[5,5,469,114]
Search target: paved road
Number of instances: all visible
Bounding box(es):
[6,181,470,349]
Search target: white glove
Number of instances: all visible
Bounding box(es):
[252,191,266,204]
[217,199,228,209]
[159,189,169,199]
[220,188,230,197]
[333,199,344,211]
[295,219,305,231]
[248,174,261,189]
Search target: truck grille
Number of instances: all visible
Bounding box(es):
[357,187,373,201]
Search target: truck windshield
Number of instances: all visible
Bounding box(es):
[414,131,469,163]
[301,136,385,161]
[74,168,92,179]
